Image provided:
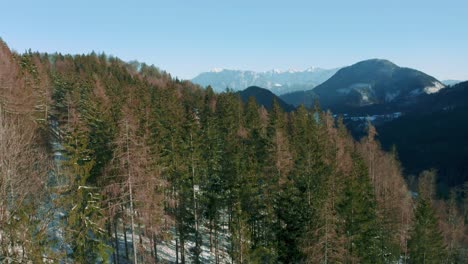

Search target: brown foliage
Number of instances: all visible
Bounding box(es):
[0,41,50,260]
[357,123,413,254]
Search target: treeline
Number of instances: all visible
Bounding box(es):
[0,39,467,263]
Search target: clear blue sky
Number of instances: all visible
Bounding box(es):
[1,0,467,80]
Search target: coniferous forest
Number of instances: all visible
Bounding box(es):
[0,40,467,263]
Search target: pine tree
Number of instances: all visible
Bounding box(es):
[200,87,225,262]
[281,105,321,262]
[216,92,251,263]
[338,154,381,263]
[408,170,447,264]
[243,96,269,256]
[62,124,109,263]
[408,198,446,264]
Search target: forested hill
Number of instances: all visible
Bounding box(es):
[281,59,445,111]
[1,39,466,263]
[377,81,468,190]
[238,86,295,112]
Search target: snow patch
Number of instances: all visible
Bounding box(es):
[210,68,225,73]
[424,81,445,94]
[286,68,299,73]
[343,112,403,123]
[305,66,319,72]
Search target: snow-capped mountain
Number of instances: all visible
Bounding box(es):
[191,67,340,95]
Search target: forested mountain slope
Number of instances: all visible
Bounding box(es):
[281,59,445,111]
[0,39,466,263]
[377,81,468,191]
[238,86,295,112]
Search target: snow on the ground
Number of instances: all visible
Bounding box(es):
[424,81,445,94]
[113,223,232,263]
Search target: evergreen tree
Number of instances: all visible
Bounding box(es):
[3,43,456,263]
[408,198,447,264]
[408,171,447,264]
[243,97,268,246]
[338,154,381,263]
[200,87,225,262]
[62,124,109,262]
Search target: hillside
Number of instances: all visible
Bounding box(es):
[238,86,295,112]
[376,81,468,190]
[1,40,466,263]
[279,90,318,108]
[282,59,445,111]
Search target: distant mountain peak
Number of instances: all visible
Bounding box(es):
[268,68,283,74]
[281,59,446,110]
[305,66,320,72]
[209,68,225,73]
[358,58,397,65]
[442,79,463,86]
[313,59,445,108]
[363,58,394,63]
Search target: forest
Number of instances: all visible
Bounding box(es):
[0,39,467,263]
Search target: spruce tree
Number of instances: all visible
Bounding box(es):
[200,87,225,261]
[408,172,447,264]
[62,124,109,263]
[338,154,381,263]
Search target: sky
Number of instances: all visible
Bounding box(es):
[1,0,467,80]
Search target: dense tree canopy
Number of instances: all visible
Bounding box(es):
[0,40,466,263]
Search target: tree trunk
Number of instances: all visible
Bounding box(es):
[126,120,138,264]
[175,238,179,264]
[214,227,219,264]
[114,219,120,264]
[181,238,185,264]
[209,219,213,253]
[139,222,143,244]
[153,233,158,264]
[123,219,129,260]
[191,132,200,263]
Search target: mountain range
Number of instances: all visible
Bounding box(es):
[191,67,339,95]
[230,59,468,192]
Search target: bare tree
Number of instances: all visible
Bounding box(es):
[0,39,50,262]
[103,107,165,263]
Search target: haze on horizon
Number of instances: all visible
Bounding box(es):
[1,0,467,81]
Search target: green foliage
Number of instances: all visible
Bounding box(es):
[408,198,447,263]
[62,125,110,262]
[4,48,449,262]
[338,155,382,263]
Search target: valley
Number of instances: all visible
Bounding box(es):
[214,59,468,194]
